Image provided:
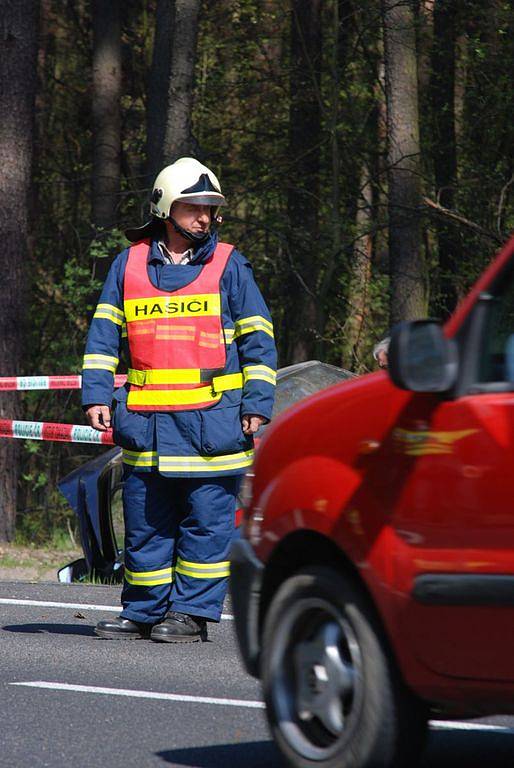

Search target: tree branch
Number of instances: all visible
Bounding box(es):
[422,196,506,245]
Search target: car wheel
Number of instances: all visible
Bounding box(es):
[261,565,427,768]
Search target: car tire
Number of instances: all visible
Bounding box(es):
[261,565,428,768]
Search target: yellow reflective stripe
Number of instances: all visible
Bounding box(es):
[156,324,195,332]
[125,566,174,586]
[159,449,254,474]
[83,353,119,364]
[177,558,230,570]
[200,331,220,339]
[127,368,204,386]
[211,373,243,392]
[94,303,124,325]
[234,315,274,339]
[97,303,124,319]
[234,323,274,339]
[93,313,123,325]
[224,328,235,344]
[156,331,195,341]
[124,294,221,322]
[83,353,119,373]
[176,558,230,579]
[127,387,222,407]
[121,449,158,467]
[237,315,273,331]
[243,365,276,385]
[126,374,243,406]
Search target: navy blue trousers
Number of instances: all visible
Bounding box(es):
[120,471,241,624]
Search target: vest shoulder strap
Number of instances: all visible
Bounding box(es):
[214,241,234,260]
[127,239,151,262]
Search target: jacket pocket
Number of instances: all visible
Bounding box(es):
[200,403,253,456]
[112,387,151,451]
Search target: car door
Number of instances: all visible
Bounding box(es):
[390,260,514,682]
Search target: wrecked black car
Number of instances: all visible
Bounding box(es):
[58,361,354,582]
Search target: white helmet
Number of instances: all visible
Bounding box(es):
[150,157,226,218]
[125,157,226,243]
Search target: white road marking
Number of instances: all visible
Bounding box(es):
[430,720,514,734]
[0,598,119,612]
[0,598,233,620]
[8,681,514,731]
[10,681,265,708]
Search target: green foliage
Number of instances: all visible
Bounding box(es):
[13,0,514,540]
[88,228,127,262]
[15,476,79,548]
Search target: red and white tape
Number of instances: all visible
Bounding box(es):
[0,375,127,391]
[0,419,114,445]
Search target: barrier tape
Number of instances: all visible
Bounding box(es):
[0,419,114,445]
[0,375,127,391]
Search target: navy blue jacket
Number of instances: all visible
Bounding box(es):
[82,231,277,477]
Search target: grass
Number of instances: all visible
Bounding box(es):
[0,535,82,580]
[80,571,123,586]
[13,526,79,551]
[0,554,34,569]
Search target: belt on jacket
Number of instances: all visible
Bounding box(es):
[127,368,243,392]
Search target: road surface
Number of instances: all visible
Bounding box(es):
[1,581,514,767]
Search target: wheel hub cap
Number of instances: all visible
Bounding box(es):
[294,621,355,736]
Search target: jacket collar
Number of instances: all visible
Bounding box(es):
[147,230,218,266]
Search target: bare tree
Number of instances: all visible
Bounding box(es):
[0,0,39,541]
[162,0,201,163]
[382,0,427,324]
[146,0,174,183]
[430,0,460,316]
[286,0,323,362]
[92,0,121,258]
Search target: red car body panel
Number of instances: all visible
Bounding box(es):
[249,235,514,712]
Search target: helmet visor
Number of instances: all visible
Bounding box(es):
[175,192,226,206]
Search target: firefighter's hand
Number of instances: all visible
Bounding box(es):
[85,404,111,431]
[242,414,266,435]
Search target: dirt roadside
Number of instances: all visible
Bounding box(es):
[0,544,82,582]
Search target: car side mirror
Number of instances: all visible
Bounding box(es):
[57,557,88,583]
[388,320,458,392]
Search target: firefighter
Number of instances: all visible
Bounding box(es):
[82,157,277,642]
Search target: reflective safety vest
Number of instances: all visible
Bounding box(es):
[124,240,243,411]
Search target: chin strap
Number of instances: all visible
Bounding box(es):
[169,216,210,244]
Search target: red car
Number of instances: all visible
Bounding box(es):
[231,235,514,768]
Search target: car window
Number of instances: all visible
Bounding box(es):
[478,275,514,384]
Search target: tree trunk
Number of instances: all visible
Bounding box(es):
[416,0,435,93]
[286,0,323,363]
[430,0,460,316]
[146,0,174,184]
[343,165,373,371]
[0,0,39,541]
[92,0,121,248]
[382,0,426,324]
[162,0,201,163]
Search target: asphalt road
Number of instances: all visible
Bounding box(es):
[1,581,514,768]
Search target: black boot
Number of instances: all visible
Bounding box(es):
[95,615,152,640]
[150,611,208,643]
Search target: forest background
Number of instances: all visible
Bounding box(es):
[0,0,513,545]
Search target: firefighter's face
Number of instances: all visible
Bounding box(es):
[171,202,211,234]
[376,349,388,369]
